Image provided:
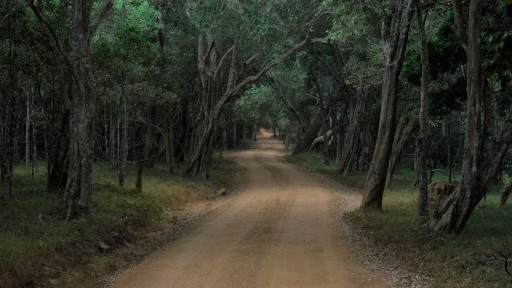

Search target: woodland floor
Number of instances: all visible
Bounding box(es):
[0,160,239,288]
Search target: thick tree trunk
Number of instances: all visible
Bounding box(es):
[63,0,113,220]
[361,0,414,209]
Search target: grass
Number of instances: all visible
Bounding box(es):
[286,151,512,288]
[0,160,237,288]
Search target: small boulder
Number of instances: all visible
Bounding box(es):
[428,181,457,200]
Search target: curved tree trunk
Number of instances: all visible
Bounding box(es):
[385,117,417,187]
[293,113,323,155]
[499,177,512,207]
[361,0,415,209]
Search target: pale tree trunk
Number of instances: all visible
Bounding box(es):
[119,0,128,186]
[431,0,512,232]
[32,92,38,176]
[386,117,417,187]
[26,94,31,166]
[361,0,414,209]
[414,0,432,217]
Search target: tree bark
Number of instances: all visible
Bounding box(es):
[415,0,432,217]
[62,0,113,219]
[361,0,415,210]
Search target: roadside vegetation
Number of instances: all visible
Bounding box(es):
[286,151,512,288]
[0,161,237,288]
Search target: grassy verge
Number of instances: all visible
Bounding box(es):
[286,151,512,288]
[0,160,237,288]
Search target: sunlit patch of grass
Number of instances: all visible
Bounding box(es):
[286,151,512,288]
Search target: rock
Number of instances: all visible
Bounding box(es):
[216,188,227,197]
[428,181,457,200]
[98,240,111,253]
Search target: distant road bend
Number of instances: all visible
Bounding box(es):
[110,131,386,288]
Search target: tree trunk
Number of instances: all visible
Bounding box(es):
[386,117,417,187]
[25,95,31,166]
[499,177,512,206]
[252,123,257,141]
[143,107,157,168]
[340,90,368,174]
[119,0,128,185]
[165,103,175,173]
[32,92,38,175]
[293,113,323,155]
[415,0,432,217]
[361,0,414,210]
[62,0,113,220]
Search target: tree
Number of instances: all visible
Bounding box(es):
[431,0,512,232]
[184,1,329,177]
[361,0,415,209]
[29,0,114,219]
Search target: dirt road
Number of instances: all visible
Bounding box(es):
[109,131,386,288]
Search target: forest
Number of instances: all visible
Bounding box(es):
[1,0,512,287]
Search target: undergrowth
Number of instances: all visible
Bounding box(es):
[0,161,236,288]
[286,151,512,288]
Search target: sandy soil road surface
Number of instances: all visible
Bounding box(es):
[109,131,386,288]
